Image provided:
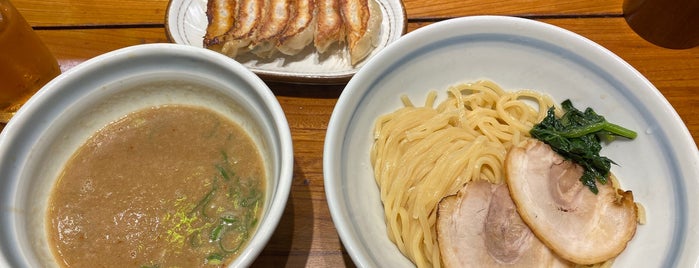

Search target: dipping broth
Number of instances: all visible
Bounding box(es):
[47,105,266,267]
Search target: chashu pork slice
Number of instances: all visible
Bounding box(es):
[340,0,381,65]
[437,180,573,268]
[506,140,638,265]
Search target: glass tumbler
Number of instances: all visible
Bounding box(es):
[0,0,60,123]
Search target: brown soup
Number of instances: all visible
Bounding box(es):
[46,105,266,267]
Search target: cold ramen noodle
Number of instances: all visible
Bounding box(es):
[47,105,266,267]
[370,80,644,268]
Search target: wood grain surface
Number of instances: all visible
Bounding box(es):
[6,0,698,267]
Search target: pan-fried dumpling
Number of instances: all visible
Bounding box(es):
[277,0,317,56]
[340,0,382,65]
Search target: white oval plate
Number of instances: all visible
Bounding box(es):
[324,16,699,267]
[166,0,407,83]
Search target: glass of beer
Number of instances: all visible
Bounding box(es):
[0,0,61,123]
[623,0,699,49]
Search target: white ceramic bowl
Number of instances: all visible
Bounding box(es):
[324,16,699,267]
[0,43,294,267]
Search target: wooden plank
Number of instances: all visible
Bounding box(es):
[12,0,169,26]
[14,0,623,27]
[36,28,170,71]
[403,0,622,18]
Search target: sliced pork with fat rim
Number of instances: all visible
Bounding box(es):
[505,140,638,265]
[436,180,573,267]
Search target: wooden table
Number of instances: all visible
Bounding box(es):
[11,0,699,266]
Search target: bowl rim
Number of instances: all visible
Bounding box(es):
[0,43,294,267]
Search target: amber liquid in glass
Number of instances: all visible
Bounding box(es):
[0,0,60,122]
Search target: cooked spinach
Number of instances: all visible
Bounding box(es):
[530,99,636,194]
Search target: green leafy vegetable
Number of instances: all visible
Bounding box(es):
[206,253,224,265]
[530,99,636,194]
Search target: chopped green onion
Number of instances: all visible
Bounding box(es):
[206,253,224,265]
[219,234,246,254]
[221,216,239,225]
[210,224,225,242]
[190,183,217,218]
[220,150,229,162]
[216,165,232,181]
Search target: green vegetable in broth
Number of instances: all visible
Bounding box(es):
[530,99,636,194]
[189,152,262,263]
[146,151,263,267]
[206,253,224,265]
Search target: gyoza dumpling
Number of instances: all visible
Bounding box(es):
[314,0,344,54]
[277,0,317,56]
[340,0,381,65]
